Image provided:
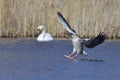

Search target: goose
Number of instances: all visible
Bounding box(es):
[37,25,53,41]
[57,12,105,59]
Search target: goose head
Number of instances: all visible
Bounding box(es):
[61,29,76,37]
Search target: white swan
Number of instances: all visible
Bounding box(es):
[37,25,53,41]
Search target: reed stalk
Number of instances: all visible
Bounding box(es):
[0,0,120,39]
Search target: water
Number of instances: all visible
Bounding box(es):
[0,38,120,80]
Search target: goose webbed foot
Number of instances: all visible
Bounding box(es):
[64,54,78,60]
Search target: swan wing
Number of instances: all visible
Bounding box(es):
[44,33,53,41]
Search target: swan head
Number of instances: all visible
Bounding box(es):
[37,25,45,31]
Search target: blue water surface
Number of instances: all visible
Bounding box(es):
[0,38,120,80]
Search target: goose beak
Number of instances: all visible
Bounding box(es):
[60,30,72,37]
[64,30,73,35]
[60,31,65,37]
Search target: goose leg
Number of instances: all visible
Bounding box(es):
[70,54,78,59]
[64,48,76,59]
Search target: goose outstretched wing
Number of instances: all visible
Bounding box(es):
[57,12,76,35]
[83,32,105,48]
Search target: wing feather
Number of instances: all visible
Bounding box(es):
[83,32,105,48]
[57,12,76,35]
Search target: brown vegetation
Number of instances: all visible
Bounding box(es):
[0,0,120,39]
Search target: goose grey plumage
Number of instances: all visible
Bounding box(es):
[57,12,105,59]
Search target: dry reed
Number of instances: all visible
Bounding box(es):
[0,0,120,39]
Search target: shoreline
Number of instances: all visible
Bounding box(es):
[0,37,120,41]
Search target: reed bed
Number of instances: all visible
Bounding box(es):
[0,0,120,39]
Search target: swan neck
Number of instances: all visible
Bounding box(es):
[41,28,46,34]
